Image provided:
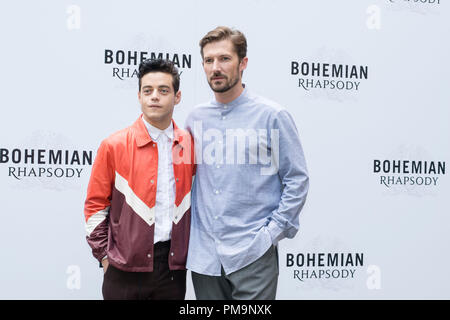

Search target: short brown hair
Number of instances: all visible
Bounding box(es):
[199,26,247,61]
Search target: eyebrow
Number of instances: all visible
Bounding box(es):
[204,54,232,59]
[142,85,171,89]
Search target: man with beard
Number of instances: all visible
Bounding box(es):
[185,26,309,299]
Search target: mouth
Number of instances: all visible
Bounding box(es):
[211,76,226,81]
[148,104,162,108]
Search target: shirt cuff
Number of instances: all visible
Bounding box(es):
[266,219,285,246]
[99,255,108,268]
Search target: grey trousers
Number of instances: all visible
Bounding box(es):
[191,245,279,300]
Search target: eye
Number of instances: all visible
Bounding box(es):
[204,58,213,64]
[159,88,169,94]
[143,89,152,95]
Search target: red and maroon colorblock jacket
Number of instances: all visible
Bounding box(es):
[84,116,195,272]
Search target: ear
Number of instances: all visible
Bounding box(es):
[239,57,248,72]
[174,90,181,105]
[138,90,141,100]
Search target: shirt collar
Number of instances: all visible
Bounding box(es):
[212,84,249,108]
[141,116,173,141]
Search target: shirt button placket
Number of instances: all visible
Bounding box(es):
[222,104,228,120]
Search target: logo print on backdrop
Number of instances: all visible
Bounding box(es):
[104,49,192,81]
[374,160,445,188]
[373,146,446,195]
[101,33,193,90]
[286,252,364,283]
[0,131,93,190]
[387,0,441,15]
[388,0,440,5]
[283,237,367,290]
[291,61,368,92]
[290,48,369,101]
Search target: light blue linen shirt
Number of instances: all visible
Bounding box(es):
[185,86,309,276]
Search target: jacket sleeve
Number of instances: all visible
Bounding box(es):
[266,109,309,245]
[84,139,115,262]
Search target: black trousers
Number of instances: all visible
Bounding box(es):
[102,241,186,300]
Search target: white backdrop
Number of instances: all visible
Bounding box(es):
[0,0,449,299]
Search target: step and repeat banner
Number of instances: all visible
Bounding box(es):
[0,0,449,299]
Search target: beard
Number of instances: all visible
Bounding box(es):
[208,68,240,93]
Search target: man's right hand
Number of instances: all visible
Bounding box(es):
[101,258,109,273]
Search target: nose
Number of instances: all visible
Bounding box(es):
[150,90,160,101]
[212,59,221,73]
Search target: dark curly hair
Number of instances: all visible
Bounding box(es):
[138,58,180,93]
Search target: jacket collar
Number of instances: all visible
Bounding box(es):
[142,116,174,142]
[133,115,181,148]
